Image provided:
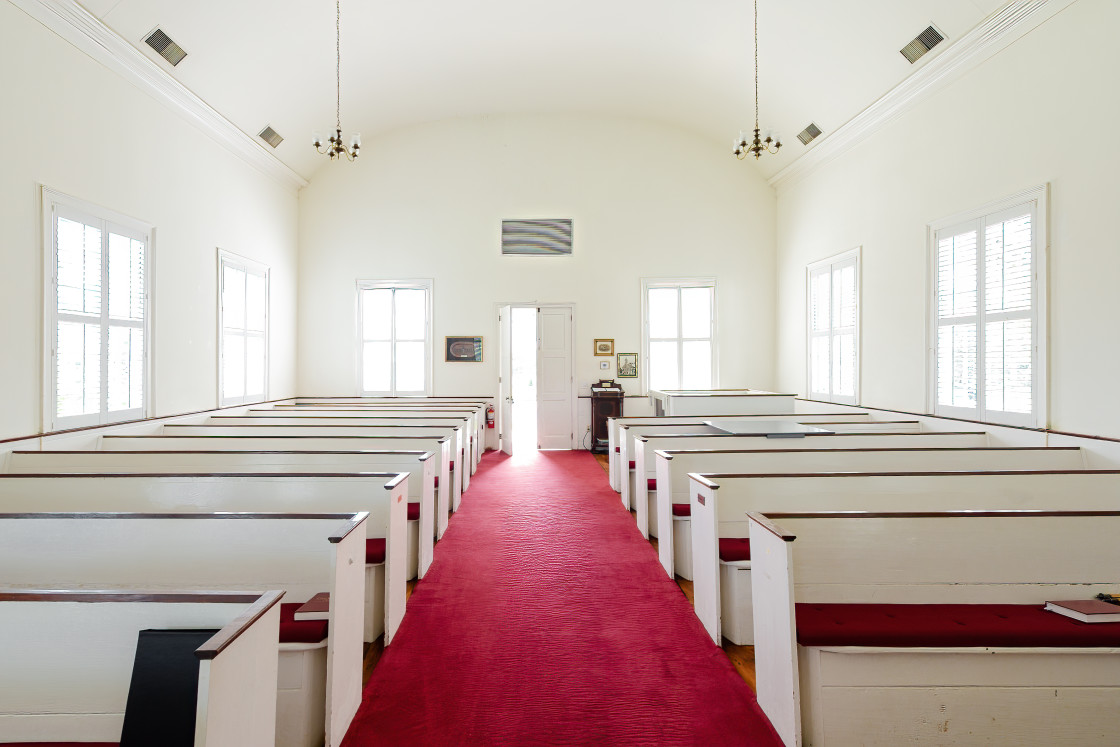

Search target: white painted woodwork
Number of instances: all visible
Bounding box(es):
[499,305,514,456]
[656,392,798,416]
[325,525,364,747]
[754,512,1120,746]
[691,467,1113,646]
[0,596,279,745]
[98,435,455,540]
[275,643,327,747]
[5,449,437,579]
[609,412,869,492]
[536,306,574,450]
[0,474,407,645]
[750,522,800,747]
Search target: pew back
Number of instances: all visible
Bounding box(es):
[0,590,282,746]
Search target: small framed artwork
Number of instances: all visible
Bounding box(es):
[617,353,638,378]
[445,336,483,362]
[594,339,614,356]
[599,360,610,370]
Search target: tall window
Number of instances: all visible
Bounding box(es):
[357,280,432,395]
[43,189,150,430]
[930,187,1046,427]
[807,249,859,404]
[642,279,716,392]
[219,251,268,406]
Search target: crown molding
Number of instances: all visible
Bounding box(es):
[768,0,1079,193]
[11,0,309,192]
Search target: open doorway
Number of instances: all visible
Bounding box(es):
[498,303,575,456]
[511,306,538,454]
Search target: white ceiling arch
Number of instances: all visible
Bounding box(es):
[28,0,1062,187]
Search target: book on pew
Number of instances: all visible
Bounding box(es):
[294,592,330,621]
[1044,599,1120,623]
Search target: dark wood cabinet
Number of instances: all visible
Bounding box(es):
[590,381,624,453]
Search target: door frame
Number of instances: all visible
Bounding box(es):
[495,301,578,450]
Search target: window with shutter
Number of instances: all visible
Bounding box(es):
[44,189,151,430]
[806,249,860,405]
[642,279,717,393]
[357,280,432,395]
[929,187,1046,427]
[219,251,269,407]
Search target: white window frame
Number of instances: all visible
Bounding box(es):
[806,247,861,405]
[41,186,153,432]
[356,279,434,396]
[640,278,719,395]
[926,184,1048,428]
[217,249,270,407]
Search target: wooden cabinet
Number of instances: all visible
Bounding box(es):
[590,381,623,453]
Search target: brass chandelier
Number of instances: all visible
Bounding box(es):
[733,0,781,160]
[313,0,361,161]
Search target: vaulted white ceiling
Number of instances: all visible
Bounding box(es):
[79,0,1005,183]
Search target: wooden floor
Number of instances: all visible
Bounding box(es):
[366,453,757,690]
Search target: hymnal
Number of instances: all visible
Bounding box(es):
[294,592,330,621]
[1044,599,1120,623]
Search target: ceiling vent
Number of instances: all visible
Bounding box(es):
[796,123,823,146]
[258,126,284,149]
[900,25,945,64]
[501,219,573,256]
[144,28,187,67]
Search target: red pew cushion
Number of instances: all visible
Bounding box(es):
[434,476,439,488]
[279,602,329,644]
[407,502,420,521]
[628,461,636,469]
[796,603,1120,648]
[615,446,620,453]
[647,478,657,491]
[718,538,752,562]
[365,537,386,564]
[449,461,455,471]
[672,503,691,517]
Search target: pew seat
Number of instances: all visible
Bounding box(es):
[365,538,386,564]
[796,603,1120,648]
[718,537,751,562]
[279,603,329,644]
[671,503,690,516]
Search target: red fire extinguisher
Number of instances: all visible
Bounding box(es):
[486,403,496,429]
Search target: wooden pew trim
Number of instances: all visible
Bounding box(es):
[0,511,370,521]
[163,423,465,428]
[102,434,450,441]
[623,430,986,437]
[656,446,1080,457]
[0,589,271,604]
[328,513,369,543]
[745,512,797,541]
[195,589,285,660]
[0,472,410,479]
[611,413,870,422]
[12,449,435,459]
[694,469,1120,479]
[759,509,1120,520]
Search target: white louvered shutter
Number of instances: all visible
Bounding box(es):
[934,202,1036,426]
[807,252,859,404]
[53,204,147,428]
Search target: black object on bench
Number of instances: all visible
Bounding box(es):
[119,628,218,747]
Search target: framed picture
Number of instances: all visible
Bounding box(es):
[594,339,614,356]
[445,336,483,362]
[617,353,638,378]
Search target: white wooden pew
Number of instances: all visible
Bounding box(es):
[685,450,1089,645]
[607,412,872,491]
[0,514,366,747]
[243,406,483,477]
[98,434,456,539]
[627,421,923,531]
[162,422,468,504]
[0,589,282,747]
[3,449,437,580]
[749,509,1120,747]
[643,432,1007,578]
[650,389,797,416]
[0,473,408,645]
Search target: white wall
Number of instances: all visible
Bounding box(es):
[774,0,1120,438]
[0,2,300,441]
[298,113,777,440]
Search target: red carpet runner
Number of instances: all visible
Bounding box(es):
[342,450,783,746]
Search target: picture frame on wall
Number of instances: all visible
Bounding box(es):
[617,353,637,378]
[594,339,614,356]
[445,336,483,362]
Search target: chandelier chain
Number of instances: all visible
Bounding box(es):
[336,0,341,131]
[754,0,759,131]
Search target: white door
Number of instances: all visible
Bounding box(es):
[498,305,514,455]
[536,306,574,449]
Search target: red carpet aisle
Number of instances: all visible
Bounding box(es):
[342,450,783,746]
